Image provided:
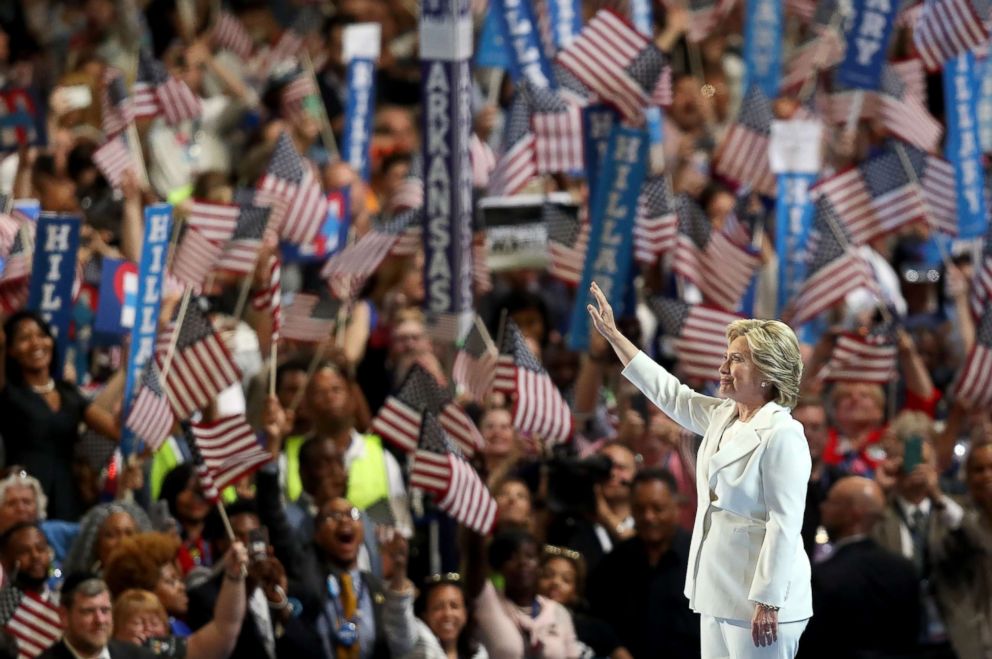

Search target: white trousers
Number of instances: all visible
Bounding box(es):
[700,615,808,659]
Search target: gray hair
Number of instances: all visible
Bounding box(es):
[63,502,152,575]
[0,472,48,521]
[726,319,803,409]
[62,578,108,610]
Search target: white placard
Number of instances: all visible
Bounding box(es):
[769,120,823,174]
[343,23,382,62]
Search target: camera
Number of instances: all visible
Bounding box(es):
[544,452,614,517]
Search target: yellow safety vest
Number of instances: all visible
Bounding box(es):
[283,434,390,509]
[151,439,238,504]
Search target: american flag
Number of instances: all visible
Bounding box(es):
[92,135,135,188]
[124,361,174,453]
[251,257,282,342]
[472,238,493,295]
[972,214,992,317]
[489,90,537,196]
[171,226,223,291]
[453,319,499,403]
[212,11,254,59]
[216,203,270,274]
[634,175,678,265]
[528,84,584,174]
[890,58,927,107]
[281,293,336,343]
[156,303,241,419]
[785,198,875,326]
[540,202,583,284]
[780,28,845,92]
[0,219,30,283]
[820,325,898,383]
[257,132,329,245]
[0,588,61,659]
[410,413,497,534]
[671,0,739,42]
[255,28,305,79]
[650,297,743,381]
[553,60,597,108]
[672,195,761,312]
[785,0,818,22]
[185,200,239,243]
[185,426,220,503]
[828,65,942,152]
[556,9,672,121]
[714,86,776,196]
[493,320,572,446]
[280,74,317,124]
[389,175,424,212]
[191,415,271,491]
[0,212,19,257]
[321,210,419,301]
[133,49,202,125]
[896,142,957,236]
[101,66,132,137]
[913,0,991,71]
[953,306,992,406]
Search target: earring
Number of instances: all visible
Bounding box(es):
[760,382,768,388]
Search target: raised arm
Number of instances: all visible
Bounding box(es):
[587,281,639,367]
[186,542,248,659]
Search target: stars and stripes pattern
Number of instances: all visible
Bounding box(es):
[321,210,419,301]
[0,588,61,659]
[186,426,221,504]
[556,10,671,121]
[255,28,305,79]
[156,304,241,419]
[493,321,572,446]
[216,203,270,274]
[953,306,992,406]
[280,74,317,124]
[133,49,202,125]
[257,132,329,245]
[890,58,927,107]
[171,226,223,291]
[785,198,875,326]
[672,195,762,312]
[251,257,282,342]
[820,326,899,383]
[489,91,537,195]
[100,66,132,137]
[913,0,991,71]
[0,220,30,284]
[972,217,992,317]
[212,11,254,59]
[780,28,845,91]
[714,86,776,196]
[124,361,174,453]
[528,85,584,174]
[281,293,336,343]
[650,297,743,381]
[677,0,739,42]
[453,319,499,403]
[185,200,240,243]
[545,202,587,285]
[409,413,497,535]
[190,415,271,491]
[92,135,135,188]
[634,175,678,264]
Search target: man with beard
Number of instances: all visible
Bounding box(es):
[0,522,55,597]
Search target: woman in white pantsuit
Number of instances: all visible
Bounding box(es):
[587,282,812,658]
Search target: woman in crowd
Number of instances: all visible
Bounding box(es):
[0,311,122,520]
[112,540,247,659]
[159,464,214,576]
[104,532,194,637]
[63,501,151,575]
[588,281,811,657]
[538,546,631,659]
[493,477,533,533]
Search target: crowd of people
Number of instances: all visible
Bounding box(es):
[0,0,989,658]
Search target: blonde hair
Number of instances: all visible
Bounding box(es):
[828,382,885,416]
[112,589,168,631]
[882,410,934,447]
[726,319,803,409]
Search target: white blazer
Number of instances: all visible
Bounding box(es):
[623,352,813,622]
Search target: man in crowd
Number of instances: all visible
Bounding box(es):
[793,397,842,559]
[0,472,78,563]
[587,469,700,658]
[799,477,921,658]
[0,522,55,598]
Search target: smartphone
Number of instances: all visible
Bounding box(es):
[247,527,269,563]
[57,85,93,111]
[902,435,924,473]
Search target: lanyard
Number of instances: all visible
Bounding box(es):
[325,572,367,622]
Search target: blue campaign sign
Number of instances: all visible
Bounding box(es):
[546,0,581,50]
[499,0,555,87]
[774,173,817,316]
[27,214,80,375]
[342,58,377,182]
[94,257,138,337]
[569,124,649,350]
[836,0,899,90]
[583,105,618,216]
[944,52,988,240]
[13,199,40,221]
[121,204,172,456]
[629,0,665,153]
[476,0,512,69]
[979,51,992,152]
[281,190,348,262]
[743,0,784,98]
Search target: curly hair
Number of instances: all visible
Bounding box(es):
[63,502,152,575]
[103,532,181,597]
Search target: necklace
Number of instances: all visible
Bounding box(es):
[30,379,55,394]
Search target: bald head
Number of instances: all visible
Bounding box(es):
[820,477,885,541]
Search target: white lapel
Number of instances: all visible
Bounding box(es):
[707,402,781,483]
[695,402,738,497]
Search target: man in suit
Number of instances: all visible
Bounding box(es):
[39,573,154,659]
[799,477,921,658]
[587,469,700,658]
[794,397,843,560]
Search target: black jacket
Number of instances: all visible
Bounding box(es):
[799,537,922,659]
[38,640,156,659]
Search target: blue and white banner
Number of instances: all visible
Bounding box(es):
[476,1,512,70]
[342,24,380,183]
[13,198,40,221]
[569,125,649,350]
[121,204,172,456]
[27,213,80,375]
[742,0,783,98]
[95,257,138,337]
[978,49,992,152]
[421,0,474,340]
[583,105,617,218]
[944,51,988,240]
[547,0,582,50]
[836,0,899,90]
[497,0,555,87]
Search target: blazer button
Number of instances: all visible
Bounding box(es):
[709,489,718,502]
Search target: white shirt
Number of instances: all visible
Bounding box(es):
[894,495,964,560]
[249,587,276,658]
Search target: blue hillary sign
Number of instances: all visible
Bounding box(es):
[476,2,512,69]
[743,0,783,98]
[28,214,80,375]
[775,173,817,316]
[836,0,899,90]
[569,124,648,350]
[944,52,988,240]
[629,0,665,160]
[546,0,581,50]
[499,0,555,87]
[342,59,376,181]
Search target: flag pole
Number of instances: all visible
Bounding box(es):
[486,68,504,106]
[796,7,847,104]
[160,288,193,382]
[301,51,340,160]
[473,313,498,354]
[891,142,954,271]
[231,274,254,322]
[216,500,238,542]
[269,342,278,397]
[494,308,509,351]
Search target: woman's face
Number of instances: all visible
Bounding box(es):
[718,336,765,406]
[116,610,169,645]
[175,477,210,523]
[538,557,578,607]
[501,540,539,594]
[155,562,188,616]
[495,481,531,526]
[96,512,137,567]
[8,319,54,374]
[481,409,515,459]
[423,584,467,647]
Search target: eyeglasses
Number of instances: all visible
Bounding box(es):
[318,507,361,524]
